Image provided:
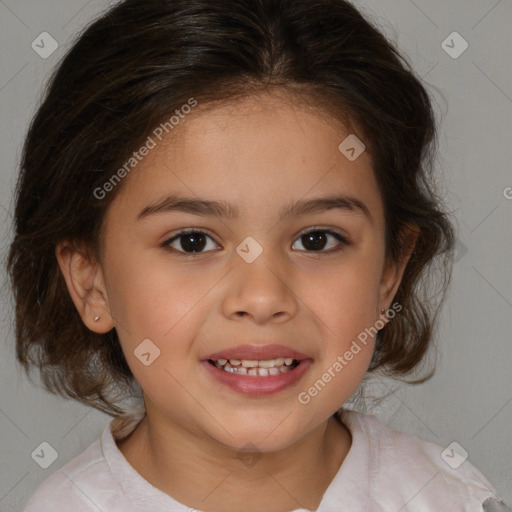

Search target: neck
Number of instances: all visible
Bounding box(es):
[117,409,351,512]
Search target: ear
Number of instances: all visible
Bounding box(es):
[377,223,419,324]
[55,241,114,333]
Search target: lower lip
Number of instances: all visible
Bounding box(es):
[201,359,313,396]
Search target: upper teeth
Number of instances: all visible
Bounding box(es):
[216,358,295,368]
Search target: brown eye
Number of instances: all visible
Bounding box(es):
[292,229,349,252]
[163,230,219,253]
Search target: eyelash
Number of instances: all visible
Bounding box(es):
[161,227,351,255]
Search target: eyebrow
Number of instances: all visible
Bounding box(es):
[137,193,372,223]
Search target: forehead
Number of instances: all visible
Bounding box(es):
[107,90,383,223]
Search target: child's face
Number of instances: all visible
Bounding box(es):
[93,91,407,450]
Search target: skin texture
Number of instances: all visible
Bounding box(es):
[56,90,417,512]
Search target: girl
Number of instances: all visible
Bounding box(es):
[7,0,510,510]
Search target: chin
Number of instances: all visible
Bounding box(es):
[208,415,308,453]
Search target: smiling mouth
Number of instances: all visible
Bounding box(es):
[208,357,300,376]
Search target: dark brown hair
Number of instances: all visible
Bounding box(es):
[7,0,455,416]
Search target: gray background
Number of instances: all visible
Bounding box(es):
[1,0,511,510]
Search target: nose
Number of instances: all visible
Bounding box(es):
[221,252,299,325]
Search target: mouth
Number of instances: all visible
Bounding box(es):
[207,357,300,376]
[200,344,312,395]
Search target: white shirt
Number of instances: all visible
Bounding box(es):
[23,409,510,511]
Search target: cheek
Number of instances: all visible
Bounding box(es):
[313,253,383,329]
[106,258,204,400]
[305,249,383,388]
[300,270,379,411]
[104,248,212,339]
[102,251,220,394]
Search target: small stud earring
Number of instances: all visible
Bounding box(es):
[380,308,386,314]
[94,316,100,322]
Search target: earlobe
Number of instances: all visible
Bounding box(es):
[55,241,114,333]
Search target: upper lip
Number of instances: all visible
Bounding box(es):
[203,344,311,362]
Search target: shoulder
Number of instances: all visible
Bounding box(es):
[23,423,129,512]
[341,410,509,511]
